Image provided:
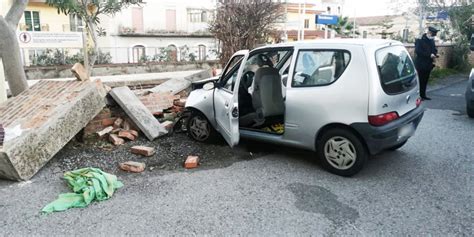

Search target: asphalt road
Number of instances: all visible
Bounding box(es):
[0,78,473,235]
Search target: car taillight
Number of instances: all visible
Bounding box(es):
[416,97,422,107]
[368,112,399,126]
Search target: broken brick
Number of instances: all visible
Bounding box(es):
[113,118,123,129]
[131,146,155,157]
[119,161,146,173]
[97,126,113,138]
[102,118,116,127]
[109,134,125,146]
[161,121,174,132]
[184,155,199,169]
[122,120,130,130]
[173,98,187,107]
[71,63,89,81]
[129,129,139,138]
[118,130,136,141]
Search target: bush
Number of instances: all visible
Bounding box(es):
[30,49,112,66]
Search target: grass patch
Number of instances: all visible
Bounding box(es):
[430,68,460,80]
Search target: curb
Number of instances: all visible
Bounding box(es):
[427,75,468,93]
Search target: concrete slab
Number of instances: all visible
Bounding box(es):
[0,80,106,181]
[109,86,167,141]
[147,78,192,95]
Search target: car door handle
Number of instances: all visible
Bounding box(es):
[225,102,229,108]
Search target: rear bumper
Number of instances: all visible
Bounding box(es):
[351,106,425,155]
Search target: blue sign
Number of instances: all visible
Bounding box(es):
[316,15,339,25]
[426,10,448,20]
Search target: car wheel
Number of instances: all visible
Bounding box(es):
[317,128,368,177]
[386,140,408,151]
[187,111,215,142]
[467,105,474,118]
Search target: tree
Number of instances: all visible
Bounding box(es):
[46,0,141,76]
[417,0,473,70]
[209,0,285,65]
[329,16,356,37]
[0,0,29,96]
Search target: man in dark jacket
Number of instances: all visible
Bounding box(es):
[415,26,439,100]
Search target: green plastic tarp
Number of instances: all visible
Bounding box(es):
[42,167,123,213]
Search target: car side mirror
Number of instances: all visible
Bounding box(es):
[203,81,215,90]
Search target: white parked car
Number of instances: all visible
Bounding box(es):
[185,39,424,176]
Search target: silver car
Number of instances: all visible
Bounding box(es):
[185,39,424,176]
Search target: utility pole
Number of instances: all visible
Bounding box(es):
[302,0,306,40]
[298,2,302,41]
[418,0,425,37]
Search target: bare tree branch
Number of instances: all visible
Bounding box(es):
[5,0,28,28]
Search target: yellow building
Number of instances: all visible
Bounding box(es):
[283,2,325,41]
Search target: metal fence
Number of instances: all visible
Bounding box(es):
[21,46,220,66]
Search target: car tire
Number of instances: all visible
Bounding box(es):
[187,111,216,142]
[467,105,474,118]
[317,128,368,177]
[386,140,408,151]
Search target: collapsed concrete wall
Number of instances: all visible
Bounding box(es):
[0,80,106,180]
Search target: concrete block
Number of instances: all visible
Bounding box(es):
[130,146,155,157]
[109,86,167,141]
[0,80,106,181]
[147,78,191,95]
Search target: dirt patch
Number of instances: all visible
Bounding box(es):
[46,132,271,177]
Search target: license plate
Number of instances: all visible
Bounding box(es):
[398,122,415,138]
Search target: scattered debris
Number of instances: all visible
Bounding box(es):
[71,63,89,81]
[42,168,123,213]
[118,130,136,141]
[109,86,167,141]
[109,134,125,146]
[173,98,187,107]
[119,161,146,173]
[130,146,155,157]
[122,120,131,130]
[184,155,200,169]
[113,117,123,129]
[97,126,114,138]
[162,121,174,132]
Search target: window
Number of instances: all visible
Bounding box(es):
[198,45,206,61]
[219,55,244,92]
[292,50,351,87]
[166,9,176,31]
[188,10,208,23]
[132,7,144,33]
[376,46,417,94]
[69,14,83,32]
[304,19,309,29]
[24,11,41,31]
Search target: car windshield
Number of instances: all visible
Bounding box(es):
[376,46,417,94]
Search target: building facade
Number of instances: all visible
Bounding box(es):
[97,0,219,63]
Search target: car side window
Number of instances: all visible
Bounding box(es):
[222,67,240,91]
[292,50,350,87]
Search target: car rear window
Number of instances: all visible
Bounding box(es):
[375,46,417,94]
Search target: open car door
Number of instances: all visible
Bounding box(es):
[214,50,250,147]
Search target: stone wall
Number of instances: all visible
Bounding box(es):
[24,61,220,80]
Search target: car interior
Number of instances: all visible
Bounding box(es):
[237,50,292,134]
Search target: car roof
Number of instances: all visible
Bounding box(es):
[254,39,403,51]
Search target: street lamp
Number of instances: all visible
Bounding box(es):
[77,25,89,73]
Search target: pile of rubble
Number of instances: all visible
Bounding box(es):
[0,64,212,181]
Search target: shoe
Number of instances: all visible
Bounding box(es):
[421,96,431,100]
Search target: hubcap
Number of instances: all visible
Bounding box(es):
[189,115,210,141]
[324,136,357,170]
